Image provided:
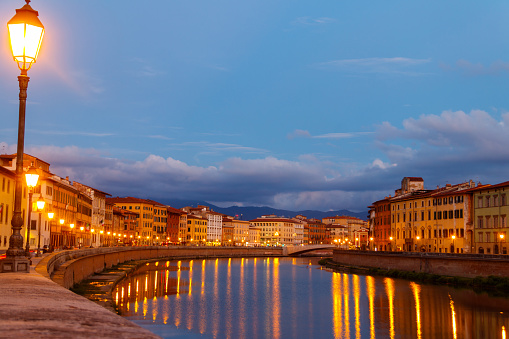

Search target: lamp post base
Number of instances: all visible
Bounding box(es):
[0,256,30,273]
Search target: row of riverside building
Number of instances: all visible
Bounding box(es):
[368,176,509,255]
[0,153,368,251]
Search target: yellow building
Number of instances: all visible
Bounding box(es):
[248,225,261,246]
[186,215,207,245]
[148,200,167,244]
[472,181,509,255]
[106,197,155,245]
[0,166,17,251]
[389,179,475,253]
[179,212,188,244]
[250,216,297,246]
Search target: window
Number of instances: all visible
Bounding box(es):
[443,198,447,205]
[478,197,483,208]
[438,211,442,220]
[421,211,424,221]
[449,197,453,204]
[478,232,483,242]
[443,212,447,220]
[449,210,453,219]
[502,194,507,206]
[486,196,491,208]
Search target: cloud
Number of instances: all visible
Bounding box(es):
[4,109,509,213]
[169,141,268,154]
[373,109,509,185]
[440,59,509,76]
[287,129,311,139]
[287,129,371,140]
[292,17,335,26]
[316,57,431,75]
[130,58,165,77]
[10,143,387,211]
[34,130,114,137]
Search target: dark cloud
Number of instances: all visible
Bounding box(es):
[8,109,508,212]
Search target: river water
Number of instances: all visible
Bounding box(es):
[114,257,509,339]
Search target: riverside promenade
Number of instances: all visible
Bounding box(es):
[0,254,160,339]
[0,246,283,338]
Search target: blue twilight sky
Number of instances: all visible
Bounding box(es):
[1,0,509,212]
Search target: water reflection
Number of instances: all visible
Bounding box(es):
[115,258,509,339]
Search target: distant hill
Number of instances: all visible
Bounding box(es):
[157,198,367,221]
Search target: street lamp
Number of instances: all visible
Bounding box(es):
[69,223,75,248]
[389,236,393,251]
[24,165,39,259]
[499,233,505,254]
[47,211,54,251]
[2,0,45,273]
[451,235,456,253]
[35,196,44,257]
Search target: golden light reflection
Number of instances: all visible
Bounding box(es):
[253,258,258,339]
[366,276,376,339]
[449,294,457,339]
[410,282,422,339]
[332,272,343,338]
[353,274,361,339]
[273,258,281,339]
[199,259,207,334]
[143,296,148,317]
[384,278,395,339]
[212,258,219,338]
[343,274,350,339]
[240,257,246,338]
[187,260,194,330]
[226,256,232,338]
[503,326,506,339]
[201,260,206,294]
[189,260,193,296]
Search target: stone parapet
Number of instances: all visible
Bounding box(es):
[38,246,283,289]
[332,249,509,278]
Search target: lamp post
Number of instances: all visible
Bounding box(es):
[47,211,54,252]
[2,1,44,273]
[35,196,44,257]
[499,233,505,254]
[59,218,64,249]
[451,235,456,254]
[69,223,75,248]
[24,165,38,259]
[389,236,393,251]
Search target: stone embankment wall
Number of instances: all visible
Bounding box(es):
[37,246,283,289]
[333,249,509,278]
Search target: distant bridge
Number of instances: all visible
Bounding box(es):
[283,244,336,256]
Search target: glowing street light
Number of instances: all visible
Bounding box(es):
[3,0,45,272]
[24,165,39,259]
[47,211,54,252]
[35,196,44,256]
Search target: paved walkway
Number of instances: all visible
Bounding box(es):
[0,254,160,339]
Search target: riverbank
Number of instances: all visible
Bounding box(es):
[321,257,509,296]
[0,254,160,339]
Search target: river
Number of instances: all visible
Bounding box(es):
[114,257,509,338]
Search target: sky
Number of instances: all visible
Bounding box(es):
[1,0,509,212]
